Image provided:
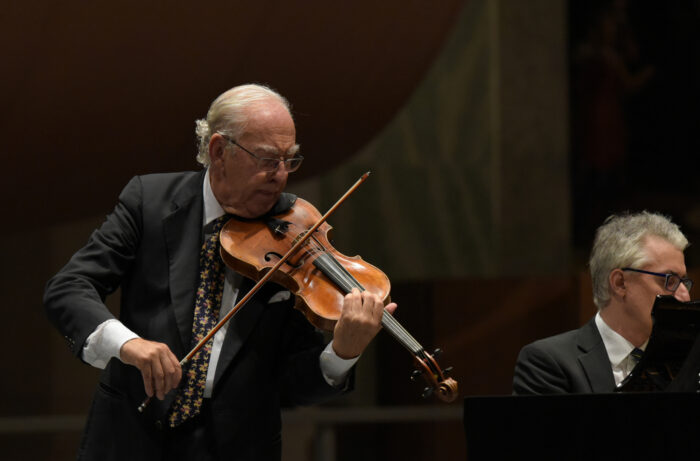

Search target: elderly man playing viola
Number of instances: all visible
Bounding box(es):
[45,84,396,461]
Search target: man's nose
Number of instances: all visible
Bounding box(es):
[270,161,288,181]
[674,283,691,302]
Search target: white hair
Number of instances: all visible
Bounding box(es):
[589,211,688,309]
[195,84,292,166]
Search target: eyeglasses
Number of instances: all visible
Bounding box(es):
[218,133,303,172]
[621,267,693,292]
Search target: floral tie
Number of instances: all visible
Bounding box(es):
[168,215,229,427]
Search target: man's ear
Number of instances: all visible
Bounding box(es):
[209,133,227,165]
[609,268,627,299]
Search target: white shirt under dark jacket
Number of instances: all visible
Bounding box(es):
[595,312,647,387]
[82,168,357,396]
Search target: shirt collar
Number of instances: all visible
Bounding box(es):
[595,311,647,367]
[202,168,226,228]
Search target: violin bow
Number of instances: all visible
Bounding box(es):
[138,172,370,412]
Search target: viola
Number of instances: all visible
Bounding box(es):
[220,197,459,403]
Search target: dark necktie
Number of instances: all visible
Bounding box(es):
[168,215,229,427]
[630,347,644,365]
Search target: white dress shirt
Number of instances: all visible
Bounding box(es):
[595,312,647,387]
[82,168,357,394]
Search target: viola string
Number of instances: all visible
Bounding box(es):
[303,234,425,355]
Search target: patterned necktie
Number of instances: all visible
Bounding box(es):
[168,214,229,427]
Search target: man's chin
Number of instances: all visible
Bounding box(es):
[225,197,278,219]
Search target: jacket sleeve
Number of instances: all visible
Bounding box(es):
[278,304,352,406]
[44,176,143,359]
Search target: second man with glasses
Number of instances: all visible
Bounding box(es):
[513,211,692,394]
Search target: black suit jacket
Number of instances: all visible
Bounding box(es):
[513,318,616,394]
[44,171,343,460]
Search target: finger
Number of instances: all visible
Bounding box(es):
[363,293,380,322]
[344,289,362,314]
[168,352,182,392]
[374,301,387,324]
[362,292,385,323]
[361,290,378,303]
[384,302,398,315]
[161,351,181,394]
[151,355,166,400]
[370,294,384,312]
[360,291,378,310]
[141,364,154,398]
[169,352,183,390]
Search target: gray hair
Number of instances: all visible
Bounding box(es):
[195,84,292,166]
[590,211,688,309]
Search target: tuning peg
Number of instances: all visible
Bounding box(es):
[432,348,443,358]
[442,366,453,375]
[422,386,434,399]
[410,369,423,381]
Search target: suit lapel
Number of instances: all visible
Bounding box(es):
[213,277,269,388]
[163,171,205,353]
[577,319,616,393]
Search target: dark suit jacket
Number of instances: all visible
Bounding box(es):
[513,318,616,394]
[44,171,344,460]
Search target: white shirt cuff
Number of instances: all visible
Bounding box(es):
[319,340,359,387]
[82,319,140,369]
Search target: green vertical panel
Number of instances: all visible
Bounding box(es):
[302,0,498,281]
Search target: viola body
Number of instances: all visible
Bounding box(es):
[220,198,391,331]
